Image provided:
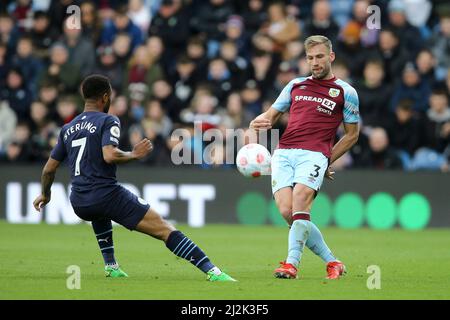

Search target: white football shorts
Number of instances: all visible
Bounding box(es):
[271,148,329,195]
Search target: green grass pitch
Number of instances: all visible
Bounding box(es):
[1,221,449,300]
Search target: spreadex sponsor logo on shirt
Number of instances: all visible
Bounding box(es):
[294,95,337,115]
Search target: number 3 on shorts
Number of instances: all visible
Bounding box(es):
[310,165,321,178]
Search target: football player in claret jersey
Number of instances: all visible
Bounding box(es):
[250,35,360,280]
[33,75,236,282]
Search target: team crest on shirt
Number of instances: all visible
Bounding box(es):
[328,88,340,97]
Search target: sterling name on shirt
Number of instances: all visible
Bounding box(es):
[63,122,97,141]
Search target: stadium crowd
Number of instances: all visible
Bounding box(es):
[0,0,449,171]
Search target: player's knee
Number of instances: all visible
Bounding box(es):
[278,205,292,222]
[293,186,315,205]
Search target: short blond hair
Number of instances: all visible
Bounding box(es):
[304,35,332,53]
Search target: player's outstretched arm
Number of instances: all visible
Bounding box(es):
[33,157,61,211]
[103,138,153,164]
[249,107,283,131]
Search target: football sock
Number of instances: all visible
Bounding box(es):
[92,219,117,266]
[166,230,215,273]
[305,221,337,263]
[286,212,312,268]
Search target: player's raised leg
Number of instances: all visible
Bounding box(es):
[135,208,237,282]
[92,219,128,278]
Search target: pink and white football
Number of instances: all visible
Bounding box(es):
[236,143,272,178]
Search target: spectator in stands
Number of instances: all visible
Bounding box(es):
[225,92,254,129]
[423,87,450,153]
[29,10,59,61]
[219,40,247,88]
[0,41,9,89]
[151,78,183,123]
[112,32,132,65]
[356,127,403,169]
[190,0,233,44]
[29,100,57,161]
[223,15,249,60]
[0,68,33,121]
[1,121,33,162]
[37,80,59,121]
[55,95,78,125]
[124,45,163,100]
[247,49,280,98]
[372,28,410,84]
[143,99,173,139]
[303,0,340,43]
[38,42,81,95]
[415,48,437,87]
[30,100,50,132]
[253,2,301,56]
[207,57,235,104]
[356,59,392,127]
[146,35,169,77]
[180,87,228,130]
[265,61,297,102]
[283,39,303,66]
[240,79,262,117]
[402,0,432,32]
[186,36,209,80]
[80,1,102,45]
[11,35,43,98]
[428,9,450,81]
[329,0,354,28]
[347,0,378,48]
[93,45,125,94]
[334,21,366,78]
[332,59,352,84]
[241,0,267,38]
[101,5,143,52]
[386,0,424,57]
[8,0,34,32]
[385,99,422,157]
[390,62,431,113]
[61,18,96,78]
[169,55,197,104]
[0,100,17,155]
[149,0,190,68]
[0,12,20,54]
[128,0,152,34]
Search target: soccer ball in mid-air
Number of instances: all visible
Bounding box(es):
[236,143,272,177]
